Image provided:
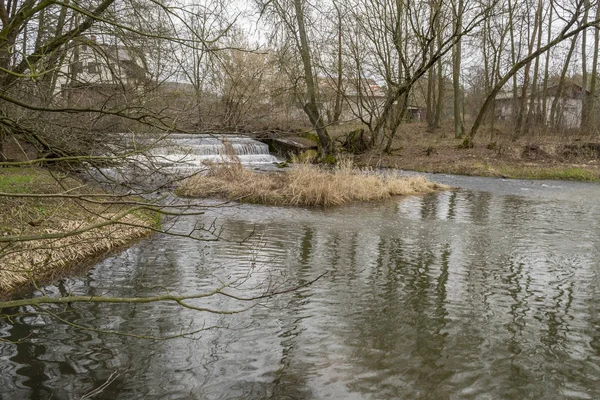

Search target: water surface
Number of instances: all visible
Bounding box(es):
[1,175,600,399]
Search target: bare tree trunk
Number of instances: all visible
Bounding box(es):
[508,0,518,125]
[293,0,332,155]
[524,0,544,135]
[586,4,600,132]
[550,34,578,128]
[483,17,490,95]
[434,9,444,130]
[332,2,344,125]
[426,43,435,130]
[42,0,72,102]
[541,1,553,130]
[452,0,464,138]
[515,0,541,137]
[384,89,410,153]
[581,0,590,127]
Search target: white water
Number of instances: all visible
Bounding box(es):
[149,134,279,168]
[94,134,279,187]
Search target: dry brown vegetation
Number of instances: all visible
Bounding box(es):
[1,215,152,297]
[0,168,157,298]
[177,160,447,206]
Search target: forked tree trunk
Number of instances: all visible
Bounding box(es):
[515,3,536,136]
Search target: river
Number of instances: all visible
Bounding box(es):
[2,150,600,399]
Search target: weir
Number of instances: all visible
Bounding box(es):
[95,133,279,188]
[151,134,279,167]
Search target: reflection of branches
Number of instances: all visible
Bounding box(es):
[80,369,124,400]
[37,305,232,340]
[1,272,327,309]
[0,272,326,344]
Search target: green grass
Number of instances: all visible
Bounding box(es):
[499,166,600,181]
[0,167,80,194]
[0,168,39,193]
[377,161,600,182]
[132,208,162,229]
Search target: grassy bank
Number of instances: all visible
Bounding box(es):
[177,161,447,206]
[356,155,600,182]
[0,168,158,299]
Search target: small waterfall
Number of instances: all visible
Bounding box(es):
[150,134,279,167]
[93,134,280,188]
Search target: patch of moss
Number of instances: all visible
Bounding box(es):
[293,149,318,164]
[458,137,474,149]
[299,132,319,143]
[133,209,162,229]
[321,154,337,165]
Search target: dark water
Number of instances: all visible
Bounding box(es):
[2,175,600,399]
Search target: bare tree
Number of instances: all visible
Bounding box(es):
[584,2,600,131]
[256,0,333,156]
[465,0,600,145]
[452,0,465,138]
[0,0,266,314]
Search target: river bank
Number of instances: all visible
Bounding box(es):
[292,123,600,181]
[354,139,600,181]
[0,167,158,299]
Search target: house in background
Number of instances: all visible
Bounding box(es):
[317,77,424,124]
[56,36,149,94]
[495,83,590,128]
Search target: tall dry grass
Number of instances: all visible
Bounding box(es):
[0,168,156,298]
[0,215,151,296]
[177,159,447,206]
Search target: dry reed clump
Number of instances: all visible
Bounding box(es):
[177,160,447,206]
[0,214,152,296]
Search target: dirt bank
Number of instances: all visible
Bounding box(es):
[325,123,600,181]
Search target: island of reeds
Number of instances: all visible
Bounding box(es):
[177,160,447,207]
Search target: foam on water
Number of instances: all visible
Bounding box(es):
[150,134,279,167]
[93,134,280,186]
